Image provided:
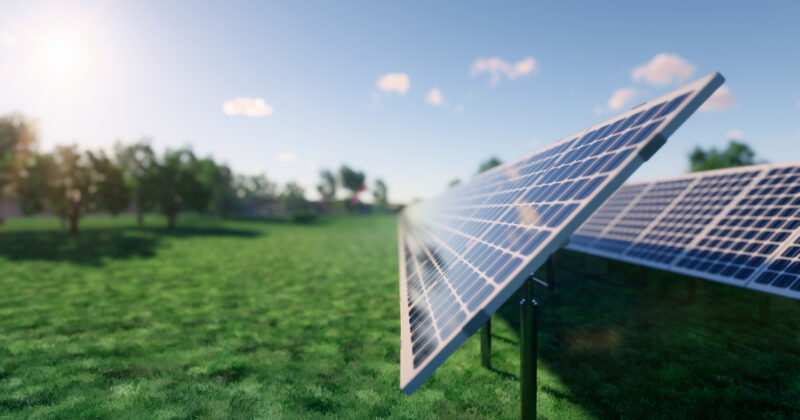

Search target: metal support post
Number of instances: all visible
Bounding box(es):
[520,277,537,420]
[481,318,491,369]
[547,253,555,291]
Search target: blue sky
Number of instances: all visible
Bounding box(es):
[1,1,799,203]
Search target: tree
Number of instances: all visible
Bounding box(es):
[87,150,130,215]
[47,145,93,235]
[339,165,366,211]
[153,148,209,229]
[0,114,36,224]
[317,169,337,210]
[234,173,277,214]
[448,178,462,188]
[281,181,317,223]
[198,158,235,218]
[281,181,309,212]
[16,152,54,215]
[373,178,388,209]
[115,141,158,226]
[689,141,760,172]
[477,156,503,174]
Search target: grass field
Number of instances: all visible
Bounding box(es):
[1,215,799,419]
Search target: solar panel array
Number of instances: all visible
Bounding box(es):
[398,72,725,394]
[567,162,800,301]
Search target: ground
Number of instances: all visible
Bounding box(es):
[0,215,799,419]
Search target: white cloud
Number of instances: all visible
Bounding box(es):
[425,88,444,106]
[222,97,274,117]
[725,129,744,140]
[470,56,538,85]
[454,104,464,113]
[306,160,318,170]
[699,86,736,112]
[607,87,639,111]
[376,73,410,94]
[631,53,696,86]
[277,152,297,162]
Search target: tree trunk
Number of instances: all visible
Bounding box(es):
[69,199,80,235]
[69,214,79,235]
[167,212,176,229]
[136,209,144,227]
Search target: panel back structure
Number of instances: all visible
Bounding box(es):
[568,162,800,300]
[398,72,725,394]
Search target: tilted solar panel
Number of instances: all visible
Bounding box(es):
[567,162,800,300]
[398,72,724,394]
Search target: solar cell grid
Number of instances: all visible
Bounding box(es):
[567,162,800,300]
[398,73,724,394]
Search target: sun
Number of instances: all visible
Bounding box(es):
[39,32,87,79]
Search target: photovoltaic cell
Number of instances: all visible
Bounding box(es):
[398,72,724,394]
[567,162,800,301]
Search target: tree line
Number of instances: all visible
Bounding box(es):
[0,113,389,234]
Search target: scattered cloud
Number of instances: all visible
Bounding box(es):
[277,152,297,162]
[595,87,639,114]
[376,73,410,94]
[699,86,736,112]
[470,56,537,85]
[222,97,274,117]
[725,129,744,140]
[607,87,639,111]
[631,53,696,86]
[425,88,444,106]
[1,31,18,47]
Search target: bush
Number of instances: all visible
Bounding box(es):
[289,211,318,224]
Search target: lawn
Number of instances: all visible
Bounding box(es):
[0,214,799,419]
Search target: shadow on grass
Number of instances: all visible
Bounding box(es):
[493,250,800,418]
[0,225,261,265]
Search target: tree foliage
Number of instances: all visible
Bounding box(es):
[115,141,158,226]
[0,112,391,227]
[87,150,130,215]
[198,159,236,218]
[477,156,502,174]
[317,169,337,205]
[689,141,760,172]
[0,114,36,223]
[48,146,94,235]
[339,165,365,201]
[373,178,388,208]
[16,152,54,215]
[153,148,209,228]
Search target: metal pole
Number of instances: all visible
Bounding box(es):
[481,318,491,369]
[520,278,537,420]
[547,253,555,291]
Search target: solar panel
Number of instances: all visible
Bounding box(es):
[398,72,725,394]
[567,162,800,301]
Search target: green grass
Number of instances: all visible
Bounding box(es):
[0,215,799,419]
